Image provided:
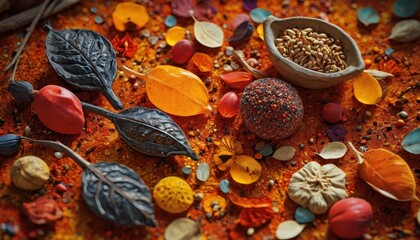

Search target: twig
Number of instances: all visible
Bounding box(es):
[4,0,52,74]
[0,0,80,33]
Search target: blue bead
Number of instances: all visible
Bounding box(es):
[393,0,420,18]
[250,8,271,24]
[295,206,315,223]
[164,15,177,28]
[94,15,104,24]
[182,165,192,175]
[197,163,210,181]
[219,179,230,193]
[385,48,394,56]
[260,144,273,156]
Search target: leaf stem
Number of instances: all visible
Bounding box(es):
[346,142,364,164]
[120,65,146,83]
[20,136,90,169]
[81,101,116,120]
[4,0,54,75]
[233,50,268,78]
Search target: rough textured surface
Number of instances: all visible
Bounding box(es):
[240,78,304,140]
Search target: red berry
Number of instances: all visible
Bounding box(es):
[218,91,239,118]
[322,102,344,124]
[328,197,373,239]
[33,85,85,134]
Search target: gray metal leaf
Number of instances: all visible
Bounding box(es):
[82,161,157,227]
[114,107,198,160]
[44,23,122,109]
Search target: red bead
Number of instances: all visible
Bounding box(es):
[322,102,344,124]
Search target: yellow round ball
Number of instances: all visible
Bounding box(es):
[153,176,194,214]
[10,155,50,191]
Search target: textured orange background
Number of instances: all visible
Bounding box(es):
[0,0,419,239]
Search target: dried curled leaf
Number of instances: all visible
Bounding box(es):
[191,12,224,48]
[317,142,347,160]
[239,207,274,227]
[220,71,253,89]
[353,72,382,105]
[388,19,420,43]
[348,142,420,201]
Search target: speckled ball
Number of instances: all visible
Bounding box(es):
[240,78,304,140]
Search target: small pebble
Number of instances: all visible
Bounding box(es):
[94,15,104,24]
[386,125,392,131]
[90,7,98,14]
[308,138,315,144]
[148,36,159,45]
[356,125,362,132]
[119,71,124,77]
[365,111,372,118]
[56,182,67,192]
[164,15,177,28]
[197,163,210,181]
[398,111,408,119]
[247,228,255,236]
[396,119,405,127]
[24,125,31,136]
[260,144,274,156]
[290,160,297,167]
[140,29,151,37]
[54,152,63,159]
[299,143,305,149]
[272,206,279,213]
[194,193,204,201]
[364,135,371,140]
[268,179,275,188]
[205,212,212,219]
[367,128,372,134]
[295,206,315,223]
[223,64,233,71]
[182,165,192,175]
[219,179,230,193]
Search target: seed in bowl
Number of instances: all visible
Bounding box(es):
[275,28,347,73]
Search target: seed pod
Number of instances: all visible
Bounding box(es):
[33,85,85,134]
[0,134,21,156]
[11,155,50,191]
[8,80,34,103]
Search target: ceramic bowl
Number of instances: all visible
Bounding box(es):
[264,15,365,89]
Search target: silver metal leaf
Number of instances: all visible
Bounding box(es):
[44,23,122,109]
[82,162,157,227]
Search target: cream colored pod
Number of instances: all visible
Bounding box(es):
[287,161,348,214]
[10,156,50,190]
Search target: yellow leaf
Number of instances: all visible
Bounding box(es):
[112,2,149,32]
[353,72,383,105]
[230,155,262,184]
[144,65,211,116]
[348,142,420,201]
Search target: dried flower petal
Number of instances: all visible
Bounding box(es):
[112,2,150,31]
[23,196,62,224]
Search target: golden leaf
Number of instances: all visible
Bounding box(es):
[353,72,383,105]
[124,65,211,116]
[348,142,420,201]
[230,155,262,184]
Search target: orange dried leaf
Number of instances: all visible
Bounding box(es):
[353,72,382,105]
[229,192,272,208]
[112,2,150,31]
[191,53,214,73]
[220,71,253,89]
[230,155,262,184]
[239,207,274,227]
[348,142,420,201]
[144,65,211,116]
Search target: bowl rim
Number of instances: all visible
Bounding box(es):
[263,15,365,80]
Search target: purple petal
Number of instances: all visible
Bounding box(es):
[171,0,194,18]
[243,0,257,11]
[326,124,346,142]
